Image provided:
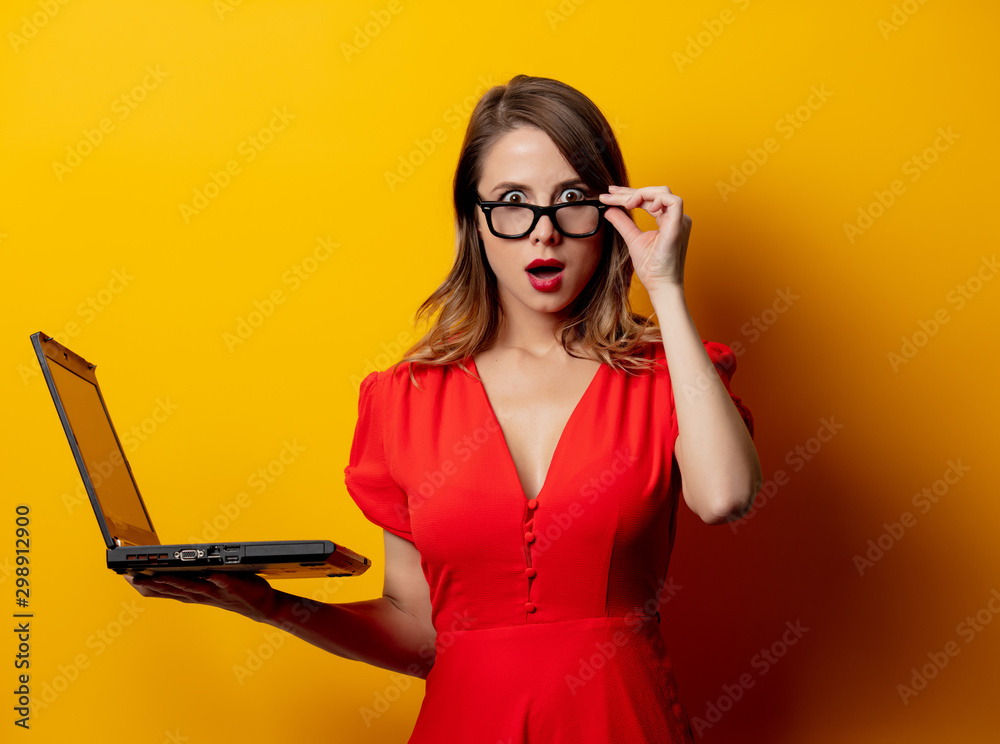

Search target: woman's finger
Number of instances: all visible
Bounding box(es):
[602,206,643,246]
[129,573,220,601]
[601,187,676,213]
[607,184,672,195]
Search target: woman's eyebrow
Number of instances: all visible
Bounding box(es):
[488,179,589,197]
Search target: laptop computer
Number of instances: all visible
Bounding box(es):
[30,331,370,579]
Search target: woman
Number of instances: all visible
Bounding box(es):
[129,74,761,743]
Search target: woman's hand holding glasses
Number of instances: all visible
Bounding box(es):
[599,185,691,292]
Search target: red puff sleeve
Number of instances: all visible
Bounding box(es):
[343,370,414,543]
[669,341,755,440]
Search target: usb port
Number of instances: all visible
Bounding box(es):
[224,555,239,564]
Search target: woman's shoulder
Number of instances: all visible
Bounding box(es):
[376,355,473,392]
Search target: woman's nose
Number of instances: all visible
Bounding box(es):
[531,213,560,244]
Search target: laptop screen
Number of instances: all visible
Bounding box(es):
[43,352,159,547]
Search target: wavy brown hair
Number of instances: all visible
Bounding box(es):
[394,74,663,389]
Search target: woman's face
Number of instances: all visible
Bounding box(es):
[474,126,605,320]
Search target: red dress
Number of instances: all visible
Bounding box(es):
[344,340,754,743]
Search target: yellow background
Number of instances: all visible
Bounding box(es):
[2,1,998,741]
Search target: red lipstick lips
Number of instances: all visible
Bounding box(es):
[525,258,564,292]
[526,258,565,271]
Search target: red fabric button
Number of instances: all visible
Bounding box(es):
[525,567,537,578]
[524,602,536,612]
[527,498,538,510]
[524,531,535,543]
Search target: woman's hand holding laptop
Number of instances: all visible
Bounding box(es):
[125,572,278,623]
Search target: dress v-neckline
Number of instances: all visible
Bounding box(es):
[467,354,607,502]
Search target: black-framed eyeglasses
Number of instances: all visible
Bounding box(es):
[475,194,610,239]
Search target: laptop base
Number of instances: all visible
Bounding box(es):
[107,539,369,578]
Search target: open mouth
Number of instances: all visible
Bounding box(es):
[526,267,564,278]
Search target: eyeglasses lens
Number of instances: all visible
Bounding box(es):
[492,204,599,237]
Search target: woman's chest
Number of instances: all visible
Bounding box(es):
[384,361,677,546]
[384,361,681,594]
[475,356,604,501]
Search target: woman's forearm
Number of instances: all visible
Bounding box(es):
[650,284,763,523]
[257,592,437,679]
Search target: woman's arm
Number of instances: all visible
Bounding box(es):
[127,529,437,678]
[262,530,436,677]
[650,284,763,524]
[599,185,763,525]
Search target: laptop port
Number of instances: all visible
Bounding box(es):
[224,555,239,564]
[207,546,220,556]
[176,549,203,561]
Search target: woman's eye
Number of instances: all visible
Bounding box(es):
[561,188,587,203]
[499,191,526,203]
